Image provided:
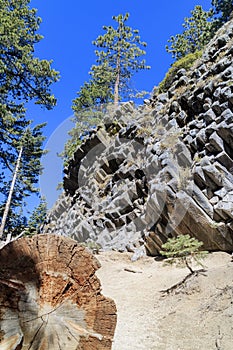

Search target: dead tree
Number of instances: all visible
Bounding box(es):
[0,234,117,349]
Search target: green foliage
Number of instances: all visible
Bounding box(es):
[160,234,208,274]
[26,196,47,235]
[61,137,82,167]
[166,2,232,62]
[20,125,47,191]
[72,12,150,112]
[63,13,150,164]
[158,50,202,92]
[166,6,214,60]
[92,13,150,104]
[0,0,58,235]
[1,108,28,172]
[212,0,233,26]
[0,0,59,114]
[0,123,47,236]
[72,72,113,114]
[0,203,27,236]
[61,104,107,164]
[2,123,47,197]
[162,2,233,94]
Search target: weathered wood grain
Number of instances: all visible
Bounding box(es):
[0,234,117,349]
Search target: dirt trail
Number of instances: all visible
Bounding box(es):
[96,251,233,350]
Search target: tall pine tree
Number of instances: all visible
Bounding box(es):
[92,13,150,105]
[0,123,47,237]
[63,13,150,163]
[0,0,59,236]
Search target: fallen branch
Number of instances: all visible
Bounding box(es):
[124,267,143,274]
[160,269,206,295]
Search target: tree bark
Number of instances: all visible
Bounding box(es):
[114,64,120,106]
[0,146,23,238]
[114,39,121,106]
[0,234,117,349]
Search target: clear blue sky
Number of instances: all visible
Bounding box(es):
[28,0,213,209]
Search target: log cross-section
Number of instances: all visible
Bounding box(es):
[0,234,117,349]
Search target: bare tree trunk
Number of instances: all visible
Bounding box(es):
[114,40,121,106]
[0,234,117,349]
[0,146,23,238]
[114,65,120,105]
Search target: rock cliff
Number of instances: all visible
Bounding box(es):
[45,19,233,256]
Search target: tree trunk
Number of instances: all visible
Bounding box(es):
[114,47,121,105]
[114,68,120,105]
[0,234,117,349]
[0,146,23,238]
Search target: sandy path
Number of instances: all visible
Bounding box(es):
[96,251,233,350]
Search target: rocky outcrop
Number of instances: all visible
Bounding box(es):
[45,19,233,256]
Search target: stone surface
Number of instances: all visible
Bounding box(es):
[45,19,233,255]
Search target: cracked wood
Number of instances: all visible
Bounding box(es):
[0,234,117,350]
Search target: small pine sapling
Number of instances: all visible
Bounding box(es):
[160,234,208,274]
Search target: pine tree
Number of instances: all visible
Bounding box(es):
[72,13,150,111]
[26,196,47,235]
[0,123,47,238]
[166,6,214,60]
[63,13,150,163]
[0,202,27,237]
[59,76,112,163]
[160,234,208,274]
[92,13,150,105]
[71,75,113,137]
[0,0,59,236]
[212,0,233,28]
[0,0,59,115]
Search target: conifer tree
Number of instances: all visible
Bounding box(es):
[92,13,150,105]
[160,234,208,274]
[72,13,150,111]
[26,196,47,235]
[166,6,214,60]
[0,203,27,237]
[64,13,150,163]
[212,0,233,28]
[0,124,47,237]
[0,0,58,235]
[60,74,114,163]
[0,0,59,115]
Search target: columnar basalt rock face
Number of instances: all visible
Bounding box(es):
[45,19,233,256]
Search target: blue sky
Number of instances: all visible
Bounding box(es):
[28,0,213,209]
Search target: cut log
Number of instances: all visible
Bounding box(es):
[0,234,117,350]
